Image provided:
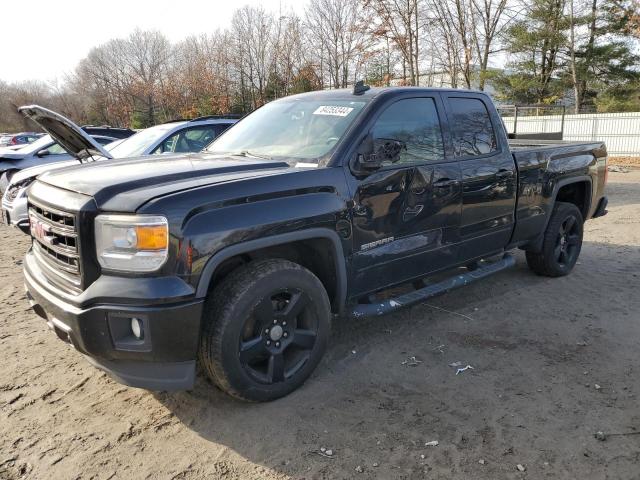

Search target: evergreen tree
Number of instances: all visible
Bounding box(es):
[570,0,640,112]
[495,0,570,104]
[495,0,639,110]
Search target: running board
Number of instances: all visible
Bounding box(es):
[350,254,516,318]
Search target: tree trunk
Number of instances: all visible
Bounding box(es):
[569,0,580,113]
[413,0,420,86]
[578,0,598,109]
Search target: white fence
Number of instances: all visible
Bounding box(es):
[501,111,640,156]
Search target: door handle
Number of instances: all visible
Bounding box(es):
[496,169,514,179]
[403,205,424,221]
[433,178,460,188]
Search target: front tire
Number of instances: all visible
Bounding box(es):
[526,201,584,277]
[199,259,331,401]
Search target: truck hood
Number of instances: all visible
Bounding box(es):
[18,105,113,161]
[37,152,292,210]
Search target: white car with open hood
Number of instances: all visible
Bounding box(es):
[2,106,237,232]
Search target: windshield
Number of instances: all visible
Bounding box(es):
[207,98,367,161]
[15,134,54,154]
[108,124,177,158]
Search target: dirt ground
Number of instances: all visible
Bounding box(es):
[1,171,639,480]
[609,157,640,168]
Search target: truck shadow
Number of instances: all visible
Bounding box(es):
[152,240,639,477]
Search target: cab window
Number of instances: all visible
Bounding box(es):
[448,97,497,157]
[371,98,445,166]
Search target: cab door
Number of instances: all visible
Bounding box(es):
[349,95,462,297]
[442,94,517,261]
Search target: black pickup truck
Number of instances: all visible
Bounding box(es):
[20,86,608,401]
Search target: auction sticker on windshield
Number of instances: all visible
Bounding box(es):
[313,106,354,117]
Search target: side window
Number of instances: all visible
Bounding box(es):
[181,126,216,152]
[152,132,179,154]
[47,143,67,155]
[152,126,217,154]
[448,98,497,157]
[371,98,445,166]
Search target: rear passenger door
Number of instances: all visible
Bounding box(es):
[350,95,462,296]
[443,94,517,261]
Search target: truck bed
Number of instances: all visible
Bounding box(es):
[507,138,607,248]
[508,139,604,152]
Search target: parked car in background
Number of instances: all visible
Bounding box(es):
[2,111,238,232]
[81,125,135,140]
[105,115,239,158]
[0,132,43,147]
[0,133,118,188]
[0,125,133,186]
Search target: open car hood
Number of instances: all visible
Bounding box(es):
[18,105,113,161]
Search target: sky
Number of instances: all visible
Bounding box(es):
[0,0,303,84]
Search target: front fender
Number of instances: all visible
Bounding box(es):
[194,227,348,313]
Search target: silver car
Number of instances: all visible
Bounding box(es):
[2,107,237,232]
[0,133,117,188]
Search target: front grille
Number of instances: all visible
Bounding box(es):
[28,200,82,293]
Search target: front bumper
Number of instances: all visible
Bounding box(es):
[24,250,204,390]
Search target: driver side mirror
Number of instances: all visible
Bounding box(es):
[355,134,406,172]
[36,149,50,157]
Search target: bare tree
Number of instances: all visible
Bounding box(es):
[428,0,471,87]
[471,0,512,90]
[275,14,307,96]
[452,0,476,88]
[306,0,369,88]
[74,29,173,126]
[364,0,423,85]
[232,6,276,108]
[0,1,528,131]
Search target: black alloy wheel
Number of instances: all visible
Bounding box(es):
[239,288,319,385]
[526,201,584,277]
[554,214,581,267]
[199,259,331,401]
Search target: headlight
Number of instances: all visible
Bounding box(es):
[95,214,169,272]
[5,179,32,202]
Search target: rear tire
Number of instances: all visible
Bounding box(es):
[526,202,584,277]
[199,259,331,401]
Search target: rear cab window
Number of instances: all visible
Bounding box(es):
[447,97,498,158]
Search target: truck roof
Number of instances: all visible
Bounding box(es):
[285,86,487,101]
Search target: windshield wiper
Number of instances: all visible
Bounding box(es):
[229,150,272,160]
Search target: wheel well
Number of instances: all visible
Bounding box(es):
[555,181,590,218]
[208,238,341,312]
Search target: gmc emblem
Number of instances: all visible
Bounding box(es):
[30,217,51,243]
